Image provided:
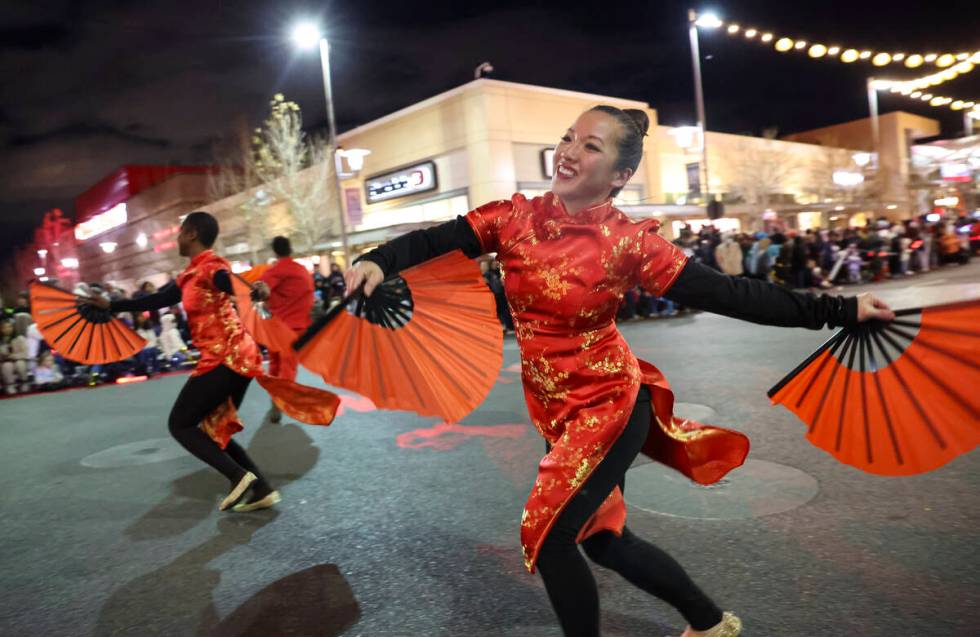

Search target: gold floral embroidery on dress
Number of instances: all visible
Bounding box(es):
[574,414,601,433]
[532,476,561,498]
[542,219,562,240]
[585,345,628,375]
[658,416,710,441]
[580,329,602,351]
[521,504,553,530]
[601,232,643,281]
[600,224,611,237]
[538,257,581,301]
[522,355,570,406]
[568,457,592,488]
[515,320,535,342]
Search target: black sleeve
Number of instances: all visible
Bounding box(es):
[354,216,483,276]
[110,282,181,312]
[664,260,858,330]
[212,270,233,295]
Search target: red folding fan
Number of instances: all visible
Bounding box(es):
[29,281,146,364]
[769,299,980,476]
[230,274,298,354]
[294,250,503,422]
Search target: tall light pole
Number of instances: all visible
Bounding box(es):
[292,22,351,266]
[688,9,722,218]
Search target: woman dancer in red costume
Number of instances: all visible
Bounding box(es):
[346,106,894,636]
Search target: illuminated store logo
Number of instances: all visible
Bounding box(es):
[74,203,128,241]
[365,161,437,203]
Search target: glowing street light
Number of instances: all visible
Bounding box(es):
[337,148,372,172]
[291,20,351,264]
[291,22,321,50]
[694,13,722,29]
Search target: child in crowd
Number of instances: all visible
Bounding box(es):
[34,351,64,390]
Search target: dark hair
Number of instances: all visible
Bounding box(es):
[271,236,292,257]
[182,211,219,247]
[588,105,649,197]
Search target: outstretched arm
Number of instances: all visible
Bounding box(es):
[109,283,182,312]
[663,260,893,329]
[346,216,482,296]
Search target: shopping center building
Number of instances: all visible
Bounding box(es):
[62,78,971,290]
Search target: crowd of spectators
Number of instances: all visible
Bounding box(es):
[5,213,977,395]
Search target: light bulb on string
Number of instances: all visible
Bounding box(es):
[761,32,773,42]
[924,53,937,62]
[727,24,740,34]
[828,46,840,55]
[775,37,794,52]
[841,49,859,63]
[892,53,905,61]
[872,52,891,66]
[936,54,955,67]
[794,40,807,50]
[859,50,872,59]
[808,44,827,58]
[905,54,924,68]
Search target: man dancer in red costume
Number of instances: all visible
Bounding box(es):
[85,213,332,512]
[252,236,313,423]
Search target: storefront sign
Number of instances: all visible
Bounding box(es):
[365,161,437,203]
[345,188,363,226]
[74,203,127,241]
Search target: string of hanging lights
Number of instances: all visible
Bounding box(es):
[693,12,980,120]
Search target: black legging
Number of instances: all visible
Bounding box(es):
[536,387,723,636]
[167,365,271,491]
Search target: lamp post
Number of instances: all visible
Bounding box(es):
[689,9,722,219]
[292,22,351,266]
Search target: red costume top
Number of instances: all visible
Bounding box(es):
[259,256,314,331]
[177,250,263,377]
[174,250,336,445]
[465,193,749,572]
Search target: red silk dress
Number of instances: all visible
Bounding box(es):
[178,250,338,447]
[465,193,750,572]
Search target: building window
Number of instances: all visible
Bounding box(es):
[686,162,701,194]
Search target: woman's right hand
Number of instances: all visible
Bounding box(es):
[345,261,384,297]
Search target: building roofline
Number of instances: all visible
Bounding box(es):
[338,78,651,142]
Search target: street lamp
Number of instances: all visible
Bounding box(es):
[291,21,351,266]
[689,9,723,219]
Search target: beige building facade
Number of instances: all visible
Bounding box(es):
[71,79,944,289]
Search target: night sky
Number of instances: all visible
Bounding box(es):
[1,0,977,257]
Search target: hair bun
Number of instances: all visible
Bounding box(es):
[623,109,650,136]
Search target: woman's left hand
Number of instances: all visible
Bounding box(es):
[856,292,895,323]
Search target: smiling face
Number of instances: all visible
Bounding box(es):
[550,110,633,213]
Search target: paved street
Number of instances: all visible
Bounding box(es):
[2,263,978,636]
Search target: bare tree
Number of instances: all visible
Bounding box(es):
[207,95,338,261]
[252,94,337,255]
[207,119,268,264]
[723,140,799,208]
